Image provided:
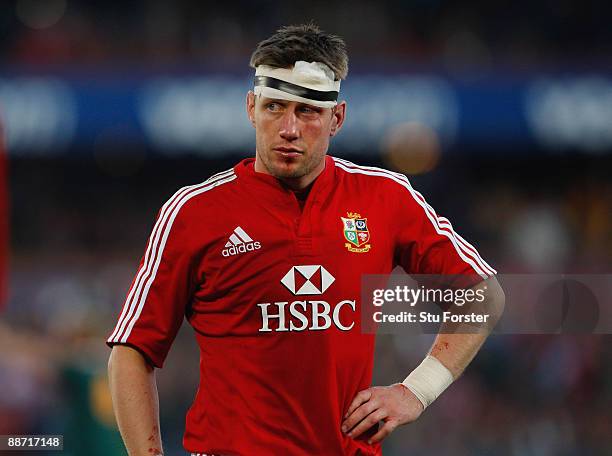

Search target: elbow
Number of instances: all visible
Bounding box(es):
[495,279,506,314]
[488,277,506,324]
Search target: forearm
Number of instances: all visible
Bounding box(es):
[402,277,504,407]
[428,332,487,379]
[429,276,505,378]
[108,345,163,456]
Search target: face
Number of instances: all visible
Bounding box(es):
[246,92,346,189]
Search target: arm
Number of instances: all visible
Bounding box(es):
[108,345,163,456]
[342,276,505,444]
[106,195,201,453]
[428,276,505,378]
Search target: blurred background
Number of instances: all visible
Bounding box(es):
[1,0,611,455]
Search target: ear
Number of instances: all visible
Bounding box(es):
[329,101,346,137]
[246,91,256,128]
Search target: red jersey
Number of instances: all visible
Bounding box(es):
[107,156,495,455]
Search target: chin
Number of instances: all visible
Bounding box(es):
[272,164,307,179]
[270,158,304,176]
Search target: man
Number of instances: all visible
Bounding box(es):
[107,24,504,455]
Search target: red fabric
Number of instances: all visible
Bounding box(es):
[0,123,8,310]
[107,156,493,455]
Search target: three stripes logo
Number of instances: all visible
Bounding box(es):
[222,226,261,257]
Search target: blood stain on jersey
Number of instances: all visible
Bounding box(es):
[341,212,371,253]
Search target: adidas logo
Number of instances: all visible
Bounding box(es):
[222,226,261,257]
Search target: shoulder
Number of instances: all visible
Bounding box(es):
[160,167,237,219]
[330,156,413,193]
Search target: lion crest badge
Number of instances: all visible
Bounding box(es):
[341,212,372,253]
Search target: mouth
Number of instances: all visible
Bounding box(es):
[273,146,303,158]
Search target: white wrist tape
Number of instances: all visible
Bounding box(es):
[402,355,454,409]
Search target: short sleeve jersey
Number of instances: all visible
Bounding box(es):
[107,156,496,455]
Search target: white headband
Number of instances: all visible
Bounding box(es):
[254,61,341,108]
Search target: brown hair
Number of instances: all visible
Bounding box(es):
[250,23,348,80]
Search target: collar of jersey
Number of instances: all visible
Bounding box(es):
[234,155,335,201]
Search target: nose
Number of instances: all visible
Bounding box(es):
[279,108,299,141]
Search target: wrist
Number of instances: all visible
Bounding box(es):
[401,355,454,409]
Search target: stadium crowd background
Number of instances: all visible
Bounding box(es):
[1,1,611,455]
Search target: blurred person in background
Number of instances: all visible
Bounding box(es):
[106,24,504,456]
[0,120,7,310]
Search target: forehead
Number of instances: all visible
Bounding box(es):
[256,95,325,110]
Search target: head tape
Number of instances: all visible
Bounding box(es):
[254,61,341,108]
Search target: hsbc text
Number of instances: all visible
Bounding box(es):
[257,300,356,332]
